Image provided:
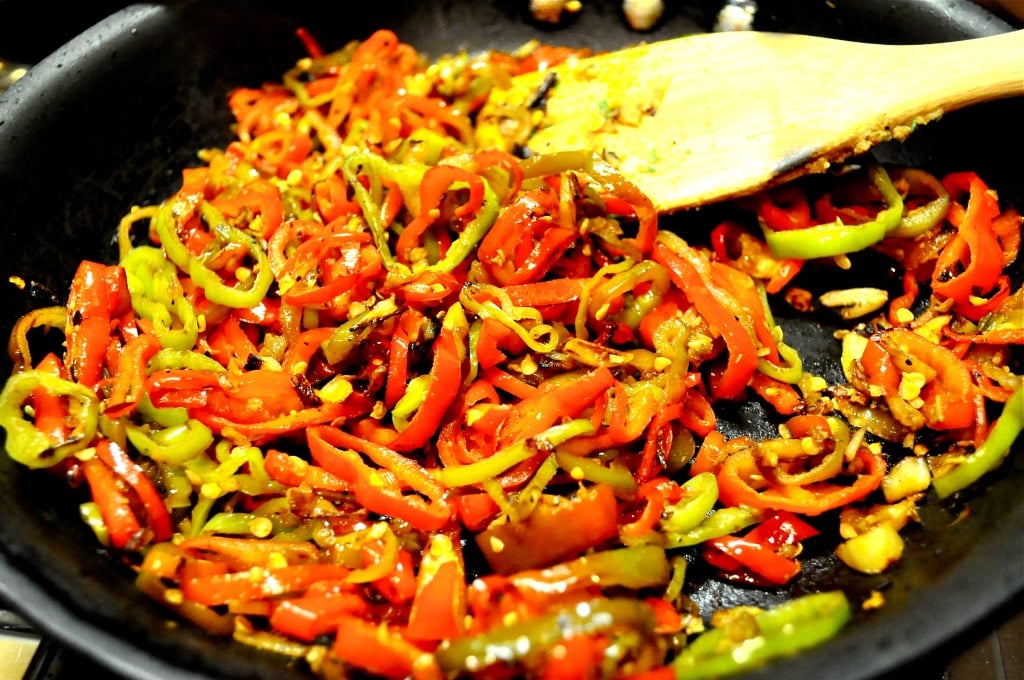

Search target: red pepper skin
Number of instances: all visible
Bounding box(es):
[652,241,758,399]
[880,328,975,431]
[387,319,464,452]
[718,448,886,516]
[931,172,1004,320]
[95,439,173,543]
[269,592,369,642]
[705,535,802,585]
[81,455,142,549]
[66,261,131,389]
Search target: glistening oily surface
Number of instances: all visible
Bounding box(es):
[0,1,1019,680]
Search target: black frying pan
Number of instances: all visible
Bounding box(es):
[0,1,1021,679]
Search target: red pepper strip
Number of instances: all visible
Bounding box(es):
[66,261,130,389]
[30,353,69,442]
[544,636,603,680]
[860,336,901,397]
[95,439,173,542]
[496,366,615,449]
[931,172,1003,317]
[81,454,142,549]
[881,328,975,430]
[455,492,502,532]
[717,448,885,516]
[202,369,306,424]
[407,543,467,641]
[264,449,350,492]
[478,188,562,286]
[316,428,446,501]
[475,317,528,370]
[180,564,353,606]
[283,327,337,374]
[747,510,819,545]
[207,314,260,369]
[332,614,435,680]
[473,149,524,203]
[313,173,361,222]
[384,309,420,407]
[395,165,484,261]
[294,26,324,59]
[196,400,361,443]
[709,261,779,363]
[678,388,718,439]
[481,367,538,400]
[756,185,812,231]
[637,403,685,484]
[386,318,464,452]
[269,592,369,642]
[689,430,730,477]
[653,241,758,399]
[749,373,803,415]
[372,547,418,605]
[308,427,452,531]
[620,478,672,538]
[104,333,161,419]
[887,270,920,326]
[705,535,801,585]
[209,178,283,239]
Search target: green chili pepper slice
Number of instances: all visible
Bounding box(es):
[0,370,100,468]
[762,165,904,260]
[672,591,852,679]
[933,386,1023,498]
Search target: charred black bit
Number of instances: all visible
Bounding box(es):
[71,310,83,326]
[527,71,558,110]
[244,353,264,371]
[291,373,322,408]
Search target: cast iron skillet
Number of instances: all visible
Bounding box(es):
[0,1,1021,679]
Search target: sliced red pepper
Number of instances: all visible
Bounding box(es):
[653,240,758,399]
[406,537,467,641]
[332,613,435,679]
[705,535,802,585]
[81,455,142,549]
[880,328,975,430]
[931,172,1004,319]
[717,448,886,516]
[95,438,173,542]
[264,448,350,492]
[65,261,131,389]
[269,592,369,642]
[180,564,353,606]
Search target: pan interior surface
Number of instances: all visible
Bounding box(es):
[0,2,1020,679]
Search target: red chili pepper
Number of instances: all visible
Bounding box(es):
[264,449,350,492]
[81,455,142,550]
[331,614,435,679]
[395,165,485,262]
[717,448,886,516]
[308,426,452,531]
[749,373,803,415]
[931,172,1004,320]
[66,261,131,389]
[705,534,801,585]
[386,317,465,452]
[756,185,812,232]
[269,592,369,642]
[880,328,975,430]
[180,564,354,606]
[30,353,69,443]
[371,547,418,605]
[653,241,758,399]
[94,439,173,543]
[407,541,467,641]
[104,332,161,419]
[476,484,619,574]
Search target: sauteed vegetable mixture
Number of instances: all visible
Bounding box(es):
[2,29,1022,679]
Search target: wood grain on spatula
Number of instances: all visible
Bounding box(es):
[485,30,1024,213]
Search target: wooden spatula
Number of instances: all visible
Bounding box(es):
[484,30,1024,213]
